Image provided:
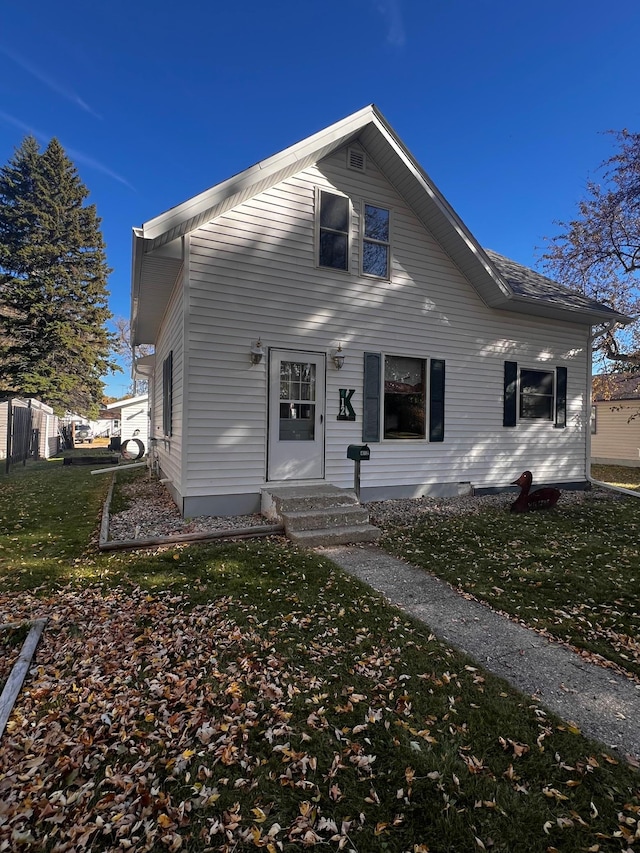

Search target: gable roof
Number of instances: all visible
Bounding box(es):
[131,105,631,346]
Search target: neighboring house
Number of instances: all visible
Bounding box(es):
[130,105,629,517]
[93,410,121,439]
[591,373,640,467]
[0,397,60,463]
[105,394,149,453]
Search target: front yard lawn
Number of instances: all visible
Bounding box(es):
[381,480,640,680]
[1,459,640,852]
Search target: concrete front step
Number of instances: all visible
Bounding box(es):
[261,483,381,547]
[283,504,370,533]
[262,484,359,519]
[287,524,381,548]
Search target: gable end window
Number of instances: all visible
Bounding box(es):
[363,203,390,278]
[162,351,173,437]
[318,190,349,271]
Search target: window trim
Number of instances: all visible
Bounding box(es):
[519,366,555,422]
[361,200,391,280]
[316,188,351,273]
[504,361,567,427]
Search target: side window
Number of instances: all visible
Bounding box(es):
[519,368,554,420]
[162,351,173,436]
[362,203,390,278]
[384,355,426,439]
[318,190,349,271]
[504,361,567,428]
[590,405,597,434]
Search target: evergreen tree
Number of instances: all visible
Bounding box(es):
[0,136,118,415]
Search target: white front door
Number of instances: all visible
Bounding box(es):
[268,350,325,481]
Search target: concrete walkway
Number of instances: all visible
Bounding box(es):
[321,545,640,761]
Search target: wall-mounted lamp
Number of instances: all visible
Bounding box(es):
[331,343,345,370]
[250,339,265,365]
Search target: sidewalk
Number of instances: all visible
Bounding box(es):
[321,545,640,761]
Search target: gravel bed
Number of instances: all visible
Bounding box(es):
[367,486,611,527]
[108,473,614,542]
[108,476,267,541]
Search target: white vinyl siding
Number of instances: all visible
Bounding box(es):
[176,144,589,506]
[119,399,149,448]
[151,275,185,501]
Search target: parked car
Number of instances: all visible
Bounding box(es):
[74,424,94,444]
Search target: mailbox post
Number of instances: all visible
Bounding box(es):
[347,444,370,500]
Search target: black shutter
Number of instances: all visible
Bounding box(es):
[163,351,173,436]
[503,361,517,427]
[362,352,381,442]
[555,366,567,428]
[429,359,445,442]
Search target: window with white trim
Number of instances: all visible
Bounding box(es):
[318,190,349,271]
[362,203,390,278]
[519,368,554,420]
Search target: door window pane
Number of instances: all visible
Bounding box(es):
[279,362,316,440]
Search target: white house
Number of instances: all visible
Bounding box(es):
[130,105,628,517]
[105,394,149,454]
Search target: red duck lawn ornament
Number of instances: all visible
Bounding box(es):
[510,471,561,513]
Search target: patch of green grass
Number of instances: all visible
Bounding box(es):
[0,621,29,692]
[592,463,640,492]
[1,459,640,851]
[381,490,640,678]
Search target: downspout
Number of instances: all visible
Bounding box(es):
[585,322,640,498]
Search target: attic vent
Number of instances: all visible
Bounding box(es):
[347,147,366,172]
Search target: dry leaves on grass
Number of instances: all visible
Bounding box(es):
[0,585,417,851]
[2,578,640,853]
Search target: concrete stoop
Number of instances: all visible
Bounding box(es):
[261,484,381,547]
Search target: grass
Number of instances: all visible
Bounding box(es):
[592,463,640,492]
[0,457,640,851]
[380,475,640,681]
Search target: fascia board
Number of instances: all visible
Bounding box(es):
[105,394,149,410]
[141,106,377,246]
[501,292,632,325]
[131,228,148,342]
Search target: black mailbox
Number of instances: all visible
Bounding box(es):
[347,444,370,461]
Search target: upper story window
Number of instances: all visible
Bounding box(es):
[318,191,349,271]
[519,368,554,420]
[363,203,390,278]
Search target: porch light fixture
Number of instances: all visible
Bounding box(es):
[250,339,265,365]
[331,343,345,370]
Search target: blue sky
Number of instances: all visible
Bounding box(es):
[2,0,640,397]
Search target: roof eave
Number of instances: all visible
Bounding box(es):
[500,292,632,325]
